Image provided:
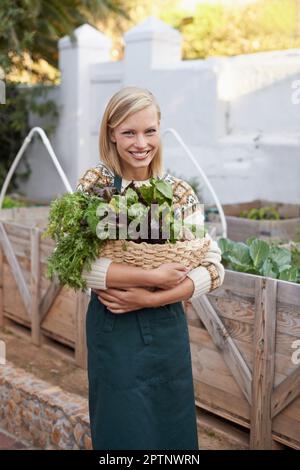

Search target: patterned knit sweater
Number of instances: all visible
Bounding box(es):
[76,162,225,299]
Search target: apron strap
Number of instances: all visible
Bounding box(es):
[113,171,152,345]
[113,173,122,193]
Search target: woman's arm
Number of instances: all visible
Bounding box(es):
[82,258,151,290]
[96,278,195,314]
[150,277,195,306]
[106,261,154,289]
[82,258,190,290]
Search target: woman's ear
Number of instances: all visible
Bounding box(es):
[109,129,116,144]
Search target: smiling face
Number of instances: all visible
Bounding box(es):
[109,104,160,181]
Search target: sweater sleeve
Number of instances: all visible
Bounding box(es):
[186,235,225,299]
[81,258,113,290]
[179,183,225,299]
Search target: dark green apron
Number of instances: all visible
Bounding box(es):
[86,173,199,450]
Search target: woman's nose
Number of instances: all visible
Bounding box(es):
[134,134,147,148]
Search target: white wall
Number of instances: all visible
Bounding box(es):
[22,17,300,204]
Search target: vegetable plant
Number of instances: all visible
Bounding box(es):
[218,236,300,284]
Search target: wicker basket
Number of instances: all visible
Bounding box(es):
[99,234,212,270]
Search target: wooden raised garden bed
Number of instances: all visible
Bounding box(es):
[222,200,300,242]
[184,270,300,449]
[0,206,88,368]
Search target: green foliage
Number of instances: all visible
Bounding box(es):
[239,206,281,220]
[0,83,58,192]
[294,228,300,242]
[43,178,195,291]
[218,236,300,284]
[0,0,127,77]
[2,195,26,208]
[160,0,300,59]
[42,191,102,290]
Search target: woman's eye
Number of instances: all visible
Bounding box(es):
[122,129,156,136]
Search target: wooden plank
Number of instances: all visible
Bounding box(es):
[196,390,300,450]
[220,270,256,297]
[196,408,250,450]
[209,295,255,325]
[194,380,250,425]
[2,236,31,259]
[218,316,254,344]
[188,321,298,386]
[222,200,261,216]
[39,278,62,322]
[4,310,30,328]
[2,222,31,240]
[273,394,300,423]
[209,295,300,338]
[275,304,300,337]
[0,207,49,224]
[225,199,300,242]
[260,200,300,218]
[191,294,252,404]
[250,277,277,450]
[271,366,300,418]
[41,327,74,349]
[30,228,41,345]
[75,291,89,369]
[277,280,300,307]
[189,323,253,373]
[191,343,248,399]
[41,287,76,345]
[275,331,300,358]
[272,409,300,448]
[0,222,31,314]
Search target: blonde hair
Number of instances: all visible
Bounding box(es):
[99,86,164,178]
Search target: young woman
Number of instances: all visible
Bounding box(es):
[76,86,224,450]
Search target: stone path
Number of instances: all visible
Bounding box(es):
[0,427,31,450]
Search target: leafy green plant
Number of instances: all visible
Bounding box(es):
[218,236,300,284]
[42,178,202,291]
[239,206,281,220]
[160,0,300,60]
[294,228,300,243]
[0,0,127,79]
[1,195,26,209]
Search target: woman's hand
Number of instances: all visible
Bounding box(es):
[92,286,155,314]
[151,263,190,290]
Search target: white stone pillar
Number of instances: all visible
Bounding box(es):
[58,24,112,187]
[123,16,182,85]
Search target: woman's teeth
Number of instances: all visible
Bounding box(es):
[129,150,150,158]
